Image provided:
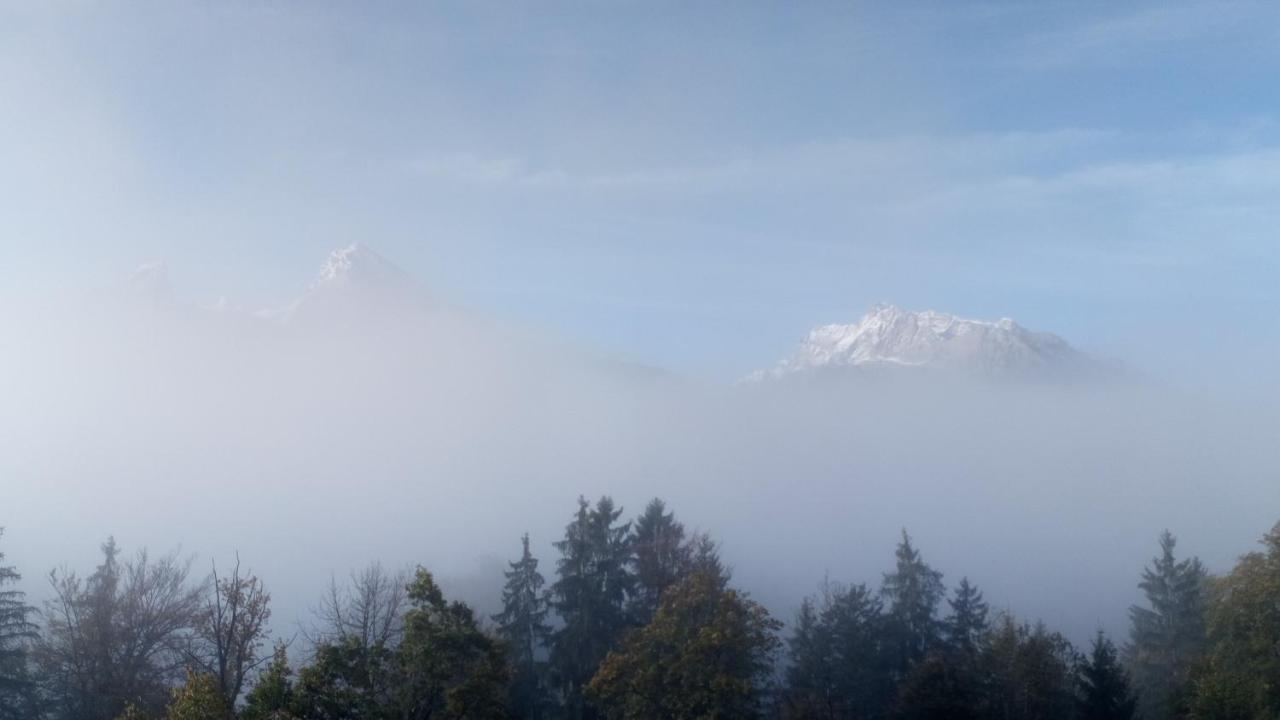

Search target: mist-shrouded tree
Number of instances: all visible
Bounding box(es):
[37,538,202,720]
[391,567,508,719]
[943,578,988,660]
[493,533,552,720]
[881,531,945,681]
[891,578,990,720]
[189,556,272,708]
[1188,522,1280,719]
[684,531,730,590]
[892,652,979,720]
[628,498,688,625]
[782,580,891,720]
[240,645,296,720]
[309,561,408,653]
[978,614,1077,720]
[1077,631,1136,720]
[292,636,394,720]
[586,570,781,720]
[0,529,37,720]
[548,496,634,720]
[1125,530,1207,720]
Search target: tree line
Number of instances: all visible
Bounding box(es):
[0,497,1278,719]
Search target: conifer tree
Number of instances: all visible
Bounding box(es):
[1125,530,1207,720]
[979,615,1077,720]
[548,496,634,720]
[0,530,36,720]
[493,534,553,720]
[1077,631,1136,720]
[628,498,688,625]
[782,581,891,720]
[943,578,989,660]
[881,531,945,680]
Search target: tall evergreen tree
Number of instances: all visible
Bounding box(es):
[628,499,688,625]
[943,578,989,660]
[548,496,634,720]
[493,534,553,720]
[1077,631,1136,720]
[782,581,891,720]
[1125,530,1207,720]
[979,615,1078,720]
[0,530,36,720]
[881,531,945,680]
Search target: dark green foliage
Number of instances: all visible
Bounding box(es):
[628,499,688,625]
[292,637,394,719]
[585,571,781,719]
[293,568,509,719]
[0,530,37,720]
[892,652,979,720]
[393,567,509,718]
[493,534,552,720]
[1077,631,1136,720]
[944,578,988,660]
[548,496,634,719]
[978,614,1078,720]
[881,531,945,680]
[782,581,892,720]
[240,645,296,720]
[1125,530,1207,720]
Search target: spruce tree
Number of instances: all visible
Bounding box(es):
[943,578,989,660]
[1077,631,1136,720]
[1125,530,1207,720]
[628,498,688,625]
[492,534,552,720]
[548,496,634,720]
[0,530,36,720]
[881,530,945,680]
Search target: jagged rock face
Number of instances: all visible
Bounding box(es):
[752,304,1110,383]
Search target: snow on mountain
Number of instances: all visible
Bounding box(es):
[311,243,413,292]
[123,261,173,302]
[751,304,1114,382]
[262,244,423,323]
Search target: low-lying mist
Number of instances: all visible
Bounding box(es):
[2,281,1276,646]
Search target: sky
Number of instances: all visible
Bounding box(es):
[3,1,1280,383]
[3,2,1280,646]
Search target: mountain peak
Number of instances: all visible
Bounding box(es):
[124,261,173,301]
[752,304,1105,382]
[312,244,411,291]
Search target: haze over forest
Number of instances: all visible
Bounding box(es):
[2,3,1280,719]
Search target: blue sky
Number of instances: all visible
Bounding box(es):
[3,1,1279,383]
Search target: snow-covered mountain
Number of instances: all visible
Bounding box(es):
[751,304,1115,383]
[261,244,425,323]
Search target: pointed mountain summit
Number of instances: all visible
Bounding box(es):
[752,304,1116,382]
[265,244,424,324]
[124,261,174,302]
[311,243,413,292]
